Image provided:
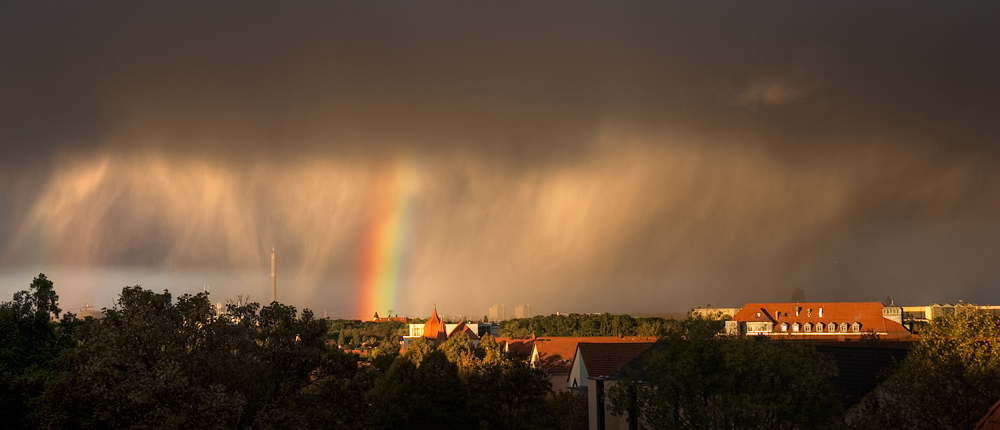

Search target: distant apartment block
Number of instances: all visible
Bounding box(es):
[902,303,1000,323]
[725,302,913,339]
[488,304,506,322]
[514,304,531,319]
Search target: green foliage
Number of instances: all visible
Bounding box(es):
[548,390,589,430]
[0,274,71,428]
[850,306,1000,430]
[608,333,841,430]
[438,332,475,363]
[500,313,675,338]
[461,335,552,430]
[368,350,473,430]
[33,276,1000,429]
[6,282,360,429]
[327,319,407,348]
[402,337,433,365]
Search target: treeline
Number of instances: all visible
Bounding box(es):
[4,274,997,429]
[0,274,586,430]
[500,313,685,338]
[326,319,408,348]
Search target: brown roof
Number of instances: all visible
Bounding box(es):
[494,337,535,356]
[448,321,481,341]
[572,342,655,380]
[532,336,657,374]
[975,398,1000,430]
[733,302,913,338]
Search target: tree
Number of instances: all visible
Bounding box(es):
[367,349,473,430]
[462,334,552,430]
[850,306,1000,430]
[26,285,355,430]
[548,390,589,430]
[607,322,840,430]
[438,333,475,363]
[0,274,69,428]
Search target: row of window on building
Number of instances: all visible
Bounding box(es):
[779,321,862,333]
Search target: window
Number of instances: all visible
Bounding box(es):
[828,323,836,333]
[852,322,861,332]
[840,322,849,332]
[804,323,813,333]
[792,323,800,332]
[819,307,823,317]
[781,323,789,332]
[815,322,824,332]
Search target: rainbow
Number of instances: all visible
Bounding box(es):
[357,157,420,318]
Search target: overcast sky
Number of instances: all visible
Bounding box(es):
[1,1,998,318]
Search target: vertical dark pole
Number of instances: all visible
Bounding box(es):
[596,379,606,430]
[629,384,638,430]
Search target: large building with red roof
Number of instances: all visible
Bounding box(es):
[726,302,913,339]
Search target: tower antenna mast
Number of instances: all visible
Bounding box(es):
[271,245,276,303]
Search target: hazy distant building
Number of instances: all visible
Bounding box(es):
[691,307,740,320]
[489,304,506,322]
[77,303,104,319]
[371,311,409,323]
[514,304,531,319]
[902,303,1000,323]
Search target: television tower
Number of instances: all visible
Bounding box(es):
[270,245,276,303]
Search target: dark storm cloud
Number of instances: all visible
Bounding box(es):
[1,1,999,314]
[4,1,996,157]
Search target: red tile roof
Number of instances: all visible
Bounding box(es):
[572,342,655,380]
[448,321,481,341]
[423,308,448,345]
[733,302,912,337]
[494,337,535,356]
[531,336,657,374]
[975,398,1000,430]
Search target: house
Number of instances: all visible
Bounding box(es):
[529,336,657,392]
[725,302,913,339]
[401,308,486,348]
[566,342,654,390]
